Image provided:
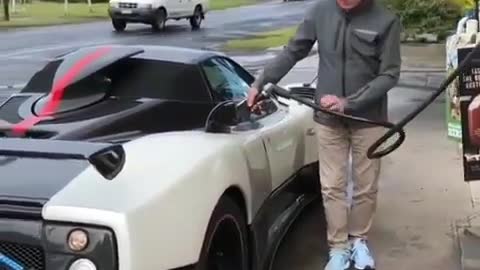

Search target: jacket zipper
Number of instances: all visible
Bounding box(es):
[342,18,349,97]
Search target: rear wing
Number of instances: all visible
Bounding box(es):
[0,138,125,180]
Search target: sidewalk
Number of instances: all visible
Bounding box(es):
[270,44,475,270]
[400,43,446,90]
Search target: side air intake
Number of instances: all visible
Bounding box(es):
[0,138,125,180]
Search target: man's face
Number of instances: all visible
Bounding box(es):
[336,0,364,10]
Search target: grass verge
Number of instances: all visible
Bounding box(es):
[223,26,297,52]
[210,0,257,10]
[0,2,109,28]
[0,0,259,28]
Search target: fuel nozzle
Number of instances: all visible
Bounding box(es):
[261,83,292,100]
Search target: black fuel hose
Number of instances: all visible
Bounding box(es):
[262,84,405,158]
[261,41,480,159]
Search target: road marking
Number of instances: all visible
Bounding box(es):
[0,55,53,61]
[0,83,26,90]
[0,44,81,58]
[0,41,120,58]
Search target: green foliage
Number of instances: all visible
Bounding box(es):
[381,0,467,38]
[451,0,475,10]
[40,0,108,3]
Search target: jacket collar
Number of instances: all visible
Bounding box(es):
[335,0,374,18]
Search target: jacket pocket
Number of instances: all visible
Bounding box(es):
[350,28,378,57]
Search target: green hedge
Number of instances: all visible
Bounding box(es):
[381,0,466,39]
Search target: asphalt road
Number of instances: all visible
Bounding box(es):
[0,0,314,87]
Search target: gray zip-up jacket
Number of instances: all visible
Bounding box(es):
[253,0,402,128]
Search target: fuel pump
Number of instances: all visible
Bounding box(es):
[468,94,480,146]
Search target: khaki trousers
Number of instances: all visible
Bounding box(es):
[315,122,383,249]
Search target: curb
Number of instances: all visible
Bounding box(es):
[456,212,480,270]
[234,44,318,70]
[238,46,446,90]
[260,43,445,71]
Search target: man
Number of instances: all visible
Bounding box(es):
[247,0,402,269]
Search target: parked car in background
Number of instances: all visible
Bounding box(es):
[108,0,209,32]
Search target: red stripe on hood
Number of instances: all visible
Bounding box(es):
[12,47,112,136]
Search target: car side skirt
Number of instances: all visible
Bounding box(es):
[249,162,321,270]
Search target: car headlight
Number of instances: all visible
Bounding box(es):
[43,223,118,270]
[67,229,89,251]
[109,1,119,8]
[69,259,97,270]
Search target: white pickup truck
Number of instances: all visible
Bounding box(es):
[108,0,209,32]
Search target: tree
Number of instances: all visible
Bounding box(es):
[3,0,9,21]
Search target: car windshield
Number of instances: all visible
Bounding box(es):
[24,57,211,115]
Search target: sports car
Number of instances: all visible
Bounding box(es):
[0,44,321,270]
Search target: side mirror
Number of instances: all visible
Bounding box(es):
[205,101,238,133]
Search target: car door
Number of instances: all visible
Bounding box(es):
[163,0,182,18]
[176,0,193,17]
[255,105,307,190]
[200,56,308,191]
[216,58,310,190]
[183,0,196,15]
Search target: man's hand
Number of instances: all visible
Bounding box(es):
[320,95,338,109]
[320,95,348,113]
[247,86,260,108]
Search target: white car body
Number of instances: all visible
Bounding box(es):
[43,97,318,270]
[0,45,321,270]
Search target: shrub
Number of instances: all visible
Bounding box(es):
[381,0,467,38]
[451,0,475,10]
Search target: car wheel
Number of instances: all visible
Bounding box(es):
[196,195,249,270]
[152,8,166,31]
[112,19,126,32]
[189,6,203,30]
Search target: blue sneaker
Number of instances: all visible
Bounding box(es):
[324,248,351,270]
[350,238,375,269]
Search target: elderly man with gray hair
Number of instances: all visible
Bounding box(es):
[247,0,402,269]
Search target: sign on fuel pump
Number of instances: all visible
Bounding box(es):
[457,45,480,180]
[444,1,480,181]
[446,18,479,140]
[449,5,480,181]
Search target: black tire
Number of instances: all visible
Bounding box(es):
[152,8,166,31]
[189,6,203,30]
[112,19,126,32]
[196,195,249,270]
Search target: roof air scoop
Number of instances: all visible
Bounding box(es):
[32,45,145,116]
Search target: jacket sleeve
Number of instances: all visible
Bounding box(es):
[252,8,317,90]
[344,17,402,113]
